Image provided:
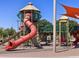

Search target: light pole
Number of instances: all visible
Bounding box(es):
[53,0,56,52]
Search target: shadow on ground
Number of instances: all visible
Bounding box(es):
[75,44,79,48]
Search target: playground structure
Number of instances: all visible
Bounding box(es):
[0,2,44,51]
[57,4,79,48]
[57,15,79,48]
[5,13,37,50]
[70,25,79,47]
[6,3,40,50]
[0,1,78,53]
[58,16,70,46]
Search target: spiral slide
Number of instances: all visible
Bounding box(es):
[5,18,37,51]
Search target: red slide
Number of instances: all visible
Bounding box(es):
[5,13,37,51]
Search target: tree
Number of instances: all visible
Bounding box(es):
[69,20,77,32]
[56,20,59,33]
[35,19,53,46]
[37,19,53,33]
[56,20,78,32]
[0,28,4,38]
[4,27,16,37]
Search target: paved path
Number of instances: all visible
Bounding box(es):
[0,46,79,58]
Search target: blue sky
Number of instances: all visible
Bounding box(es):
[0,0,53,30]
[1,0,79,30]
[56,0,79,23]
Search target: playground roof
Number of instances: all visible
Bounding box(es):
[60,16,68,20]
[20,2,40,12]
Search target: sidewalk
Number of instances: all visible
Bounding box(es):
[0,46,79,58]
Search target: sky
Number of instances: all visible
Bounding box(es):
[0,0,53,31]
[56,0,79,23]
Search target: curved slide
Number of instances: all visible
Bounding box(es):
[5,16,37,51]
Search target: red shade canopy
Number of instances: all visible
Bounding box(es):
[62,4,79,19]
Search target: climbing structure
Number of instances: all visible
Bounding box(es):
[5,2,41,51]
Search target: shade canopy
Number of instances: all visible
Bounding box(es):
[62,4,79,19]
